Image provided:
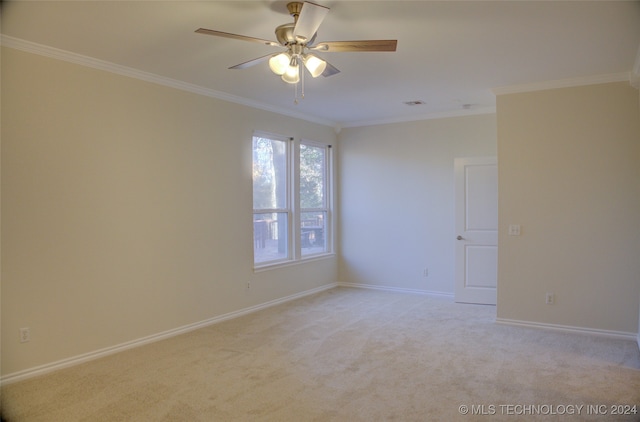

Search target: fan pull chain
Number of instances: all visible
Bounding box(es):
[293,65,305,105]
[301,65,305,100]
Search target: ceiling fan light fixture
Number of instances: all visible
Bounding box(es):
[282,64,300,84]
[303,53,327,78]
[196,1,397,101]
[269,52,290,75]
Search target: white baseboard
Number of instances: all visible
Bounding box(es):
[338,282,454,300]
[1,283,338,386]
[340,286,638,343]
[496,317,638,342]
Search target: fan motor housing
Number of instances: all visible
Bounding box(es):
[275,23,296,45]
[275,23,317,46]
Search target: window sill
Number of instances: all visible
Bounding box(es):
[253,253,336,273]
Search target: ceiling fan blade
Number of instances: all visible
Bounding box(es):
[229,53,278,70]
[311,40,398,53]
[294,2,330,44]
[195,28,280,47]
[321,61,340,77]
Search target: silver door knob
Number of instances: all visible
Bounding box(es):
[457,235,464,240]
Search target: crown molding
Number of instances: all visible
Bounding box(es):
[5,35,633,130]
[340,106,497,129]
[492,72,631,96]
[0,35,496,130]
[0,35,336,127]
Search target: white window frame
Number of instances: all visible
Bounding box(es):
[252,132,293,267]
[252,132,333,270]
[298,139,332,259]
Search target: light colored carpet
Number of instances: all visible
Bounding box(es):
[2,287,639,421]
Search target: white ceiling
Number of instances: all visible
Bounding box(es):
[2,1,639,128]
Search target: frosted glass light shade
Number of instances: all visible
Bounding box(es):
[281,64,300,84]
[303,54,327,78]
[269,53,290,75]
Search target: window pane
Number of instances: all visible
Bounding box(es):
[300,144,325,209]
[254,212,289,264]
[253,137,287,209]
[301,211,326,256]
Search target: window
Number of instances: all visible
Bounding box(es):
[299,142,329,257]
[252,133,332,267]
[253,135,290,264]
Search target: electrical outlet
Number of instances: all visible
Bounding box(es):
[19,327,30,343]
[545,292,554,305]
[423,268,429,277]
[246,281,251,290]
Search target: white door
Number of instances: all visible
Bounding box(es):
[454,157,498,305]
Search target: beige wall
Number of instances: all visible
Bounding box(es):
[338,115,497,294]
[3,43,638,378]
[1,47,338,376]
[496,82,640,334]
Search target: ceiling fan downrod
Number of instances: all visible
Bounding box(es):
[287,2,303,22]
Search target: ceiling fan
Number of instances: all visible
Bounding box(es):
[195,1,397,91]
